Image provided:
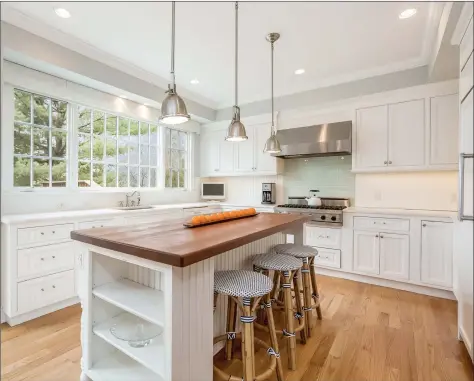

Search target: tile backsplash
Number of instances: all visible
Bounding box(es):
[281,156,355,203]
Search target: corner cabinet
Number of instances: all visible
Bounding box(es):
[200,123,283,177]
[353,93,459,173]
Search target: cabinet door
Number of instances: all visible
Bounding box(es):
[388,99,425,167]
[430,94,459,165]
[421,221,453,288]
[254,123,278,173]
[217,129,235,174]
[355,105,388,169]
[379,233,409,280]
[353,230,379,275]
[235,126,255,172]
[200,130,220,176]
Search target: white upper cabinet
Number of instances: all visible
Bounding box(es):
[200,129,234,176]
[388,99,425,167]
[379,233,409,281]
[421,221,453,288]
[355,105,388,169]
[429,94,459,166]
[235,126,255,172]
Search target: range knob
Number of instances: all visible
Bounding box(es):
[331,216,337,222]
[320,215,326,220]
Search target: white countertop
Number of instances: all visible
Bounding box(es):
[1,202,276,224]
[344,206,457,219]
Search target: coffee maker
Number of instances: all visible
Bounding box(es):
[262,183,276,204]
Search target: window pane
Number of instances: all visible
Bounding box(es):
[105,138,117,163]
[92,135,104,161]
[130,166,139,187]
[165,169,171,187]
[150,124,158,145]
[78,107,91,133]
[118,166,128,187]
[118,141,128,163]
[140,123,149,144]
[14,157,31,187]
[106,165,117,187]
[14,90,31,123]
[140,145,149,165]
[140,167,149,187]
[171,170,178,187]
[150,146,158,166]
[179,132,187,150]
[130,120,139,141]
[33,95,50,126]
[14,124,31,155]
[92,110,105,135]
[150,168,157,187]
[179,151,186,170]
[106,115,117,137]
[78,162,91,187]
[52,160,67,186]
[118,118,129,141]
[179,169,185,188]
[52,130,67,158]
[170,129,178,149]
[92,163,104,187]
[33,158,50,187]
[51,100,67,129]
[171,149,179,169]
[129,144,139,165]
[165,128,171,148]
[78,134,91,160]
[32,127,49,157]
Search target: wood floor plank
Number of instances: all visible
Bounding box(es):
[1,276,472,381]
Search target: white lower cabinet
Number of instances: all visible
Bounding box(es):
[353,230,380,275]
[379,233,409,281]
[421,221,453,288]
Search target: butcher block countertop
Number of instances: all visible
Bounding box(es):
[71,213,310,267]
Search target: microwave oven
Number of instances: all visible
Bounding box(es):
[201,183,226,200]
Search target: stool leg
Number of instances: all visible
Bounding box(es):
[225,296,237,360]
[283,270,297,370]
[263,293,284,381]
[292,270,307,344]
[302,258,313,338]
[309,257,323,320]
[241,298,255,381]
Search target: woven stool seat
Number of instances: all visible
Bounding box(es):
[214,270,273,298]
[253,253,302,271]
[272,244,318,258]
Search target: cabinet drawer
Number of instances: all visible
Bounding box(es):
[305,225,341,249]
[460,17,473,70]
[353,217,410,232]
[460,53,473,101]
[17,223,74,247]
[313,248,341,269]
[17,242,75,280]
[17,270,76,313]
[78,219,118,229]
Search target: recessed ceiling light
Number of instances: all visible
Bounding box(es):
[190,79,200,85]
[294,69,305,75]
[54,8,71,18]
[399,8,417,19]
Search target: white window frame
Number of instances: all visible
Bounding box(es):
[164,127,189,189]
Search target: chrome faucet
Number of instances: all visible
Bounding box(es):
[126,191,141,207]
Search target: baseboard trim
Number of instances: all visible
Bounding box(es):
[459,326,474,362]
[315,268,456,300]
[4,297,79,326]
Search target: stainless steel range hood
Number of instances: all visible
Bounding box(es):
[272,121,352,158]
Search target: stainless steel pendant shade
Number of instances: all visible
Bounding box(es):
[160,2,190,125]
[263,32,281,154]
[225,2,248,142]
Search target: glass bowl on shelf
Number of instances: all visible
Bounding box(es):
[110,314,163,348]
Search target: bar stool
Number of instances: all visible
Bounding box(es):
[252,253,306,371]
[271,244,322,337]
[213,270,284,381]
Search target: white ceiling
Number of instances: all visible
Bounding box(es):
[2,1,442,109]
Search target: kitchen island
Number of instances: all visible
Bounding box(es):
[71,212,309,381]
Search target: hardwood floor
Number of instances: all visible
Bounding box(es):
[2,275,473,381]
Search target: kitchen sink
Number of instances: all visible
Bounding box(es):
[114,206,154,211]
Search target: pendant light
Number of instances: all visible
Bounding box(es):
[160,2,190,125]
[225,2,248,142]
[263,33,281,154]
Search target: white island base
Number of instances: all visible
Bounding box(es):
[77,231,295,381]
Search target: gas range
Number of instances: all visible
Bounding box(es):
[274,198,350,227]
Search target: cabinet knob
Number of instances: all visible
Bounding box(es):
[375,235,379,238]
[422,223,427,227]
[380,235,384,238]
[41,257,44,261]
[52,256,56,259]
[52,285,56,288]
[384,161,387,165]
[52,231,55,234]
[41,288,44,291]
[40,232,44,235]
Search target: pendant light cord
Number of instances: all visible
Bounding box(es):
[235,2,239,107]
[171,1,176,89]
[271,40,275,135]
